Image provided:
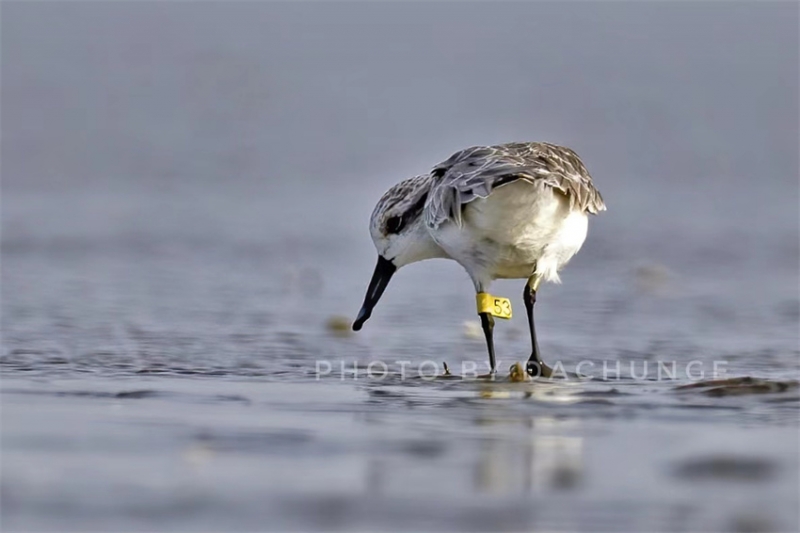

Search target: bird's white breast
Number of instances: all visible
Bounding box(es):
[430,180,588,286]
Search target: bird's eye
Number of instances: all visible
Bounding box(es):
[385,215,404,234]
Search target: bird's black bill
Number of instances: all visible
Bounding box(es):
[352,255,396,331]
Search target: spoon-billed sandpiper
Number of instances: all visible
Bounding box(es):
[352,142,605,377]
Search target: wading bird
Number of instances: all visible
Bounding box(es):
[352,142,605,377]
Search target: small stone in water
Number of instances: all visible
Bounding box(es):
[325,315,353,337]
[509,362,530,382]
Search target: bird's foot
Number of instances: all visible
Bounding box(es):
[526,359,553,378]
[476,371,497,381]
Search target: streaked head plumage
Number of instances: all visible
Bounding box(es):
[368,174,431,266]
[352,174,439,331]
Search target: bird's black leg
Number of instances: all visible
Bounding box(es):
[479,312,497,375]
[524,277,553,378]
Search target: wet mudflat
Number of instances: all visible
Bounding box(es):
[2,205,798,531]
[2,370,798,532]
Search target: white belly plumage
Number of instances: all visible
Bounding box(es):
[432,180,588,287]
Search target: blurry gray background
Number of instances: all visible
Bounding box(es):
[4,1,797,243]
[2,2,798,532]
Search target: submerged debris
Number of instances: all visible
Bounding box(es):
[634,263,670,294]
[673,455,776,482]
[675,376,799,397]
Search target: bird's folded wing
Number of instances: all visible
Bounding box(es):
[424,142,606,229]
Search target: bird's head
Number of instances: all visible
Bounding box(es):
[352,175,442,331]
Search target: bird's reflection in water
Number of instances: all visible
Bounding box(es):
[358,383,586,501]
[474,416,583,495]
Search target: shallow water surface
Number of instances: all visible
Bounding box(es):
[2,197,798,533]
[2,371,798,532]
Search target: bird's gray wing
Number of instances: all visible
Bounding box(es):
[424,142,606,229]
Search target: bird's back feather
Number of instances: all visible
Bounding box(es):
[424,142,605,229]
